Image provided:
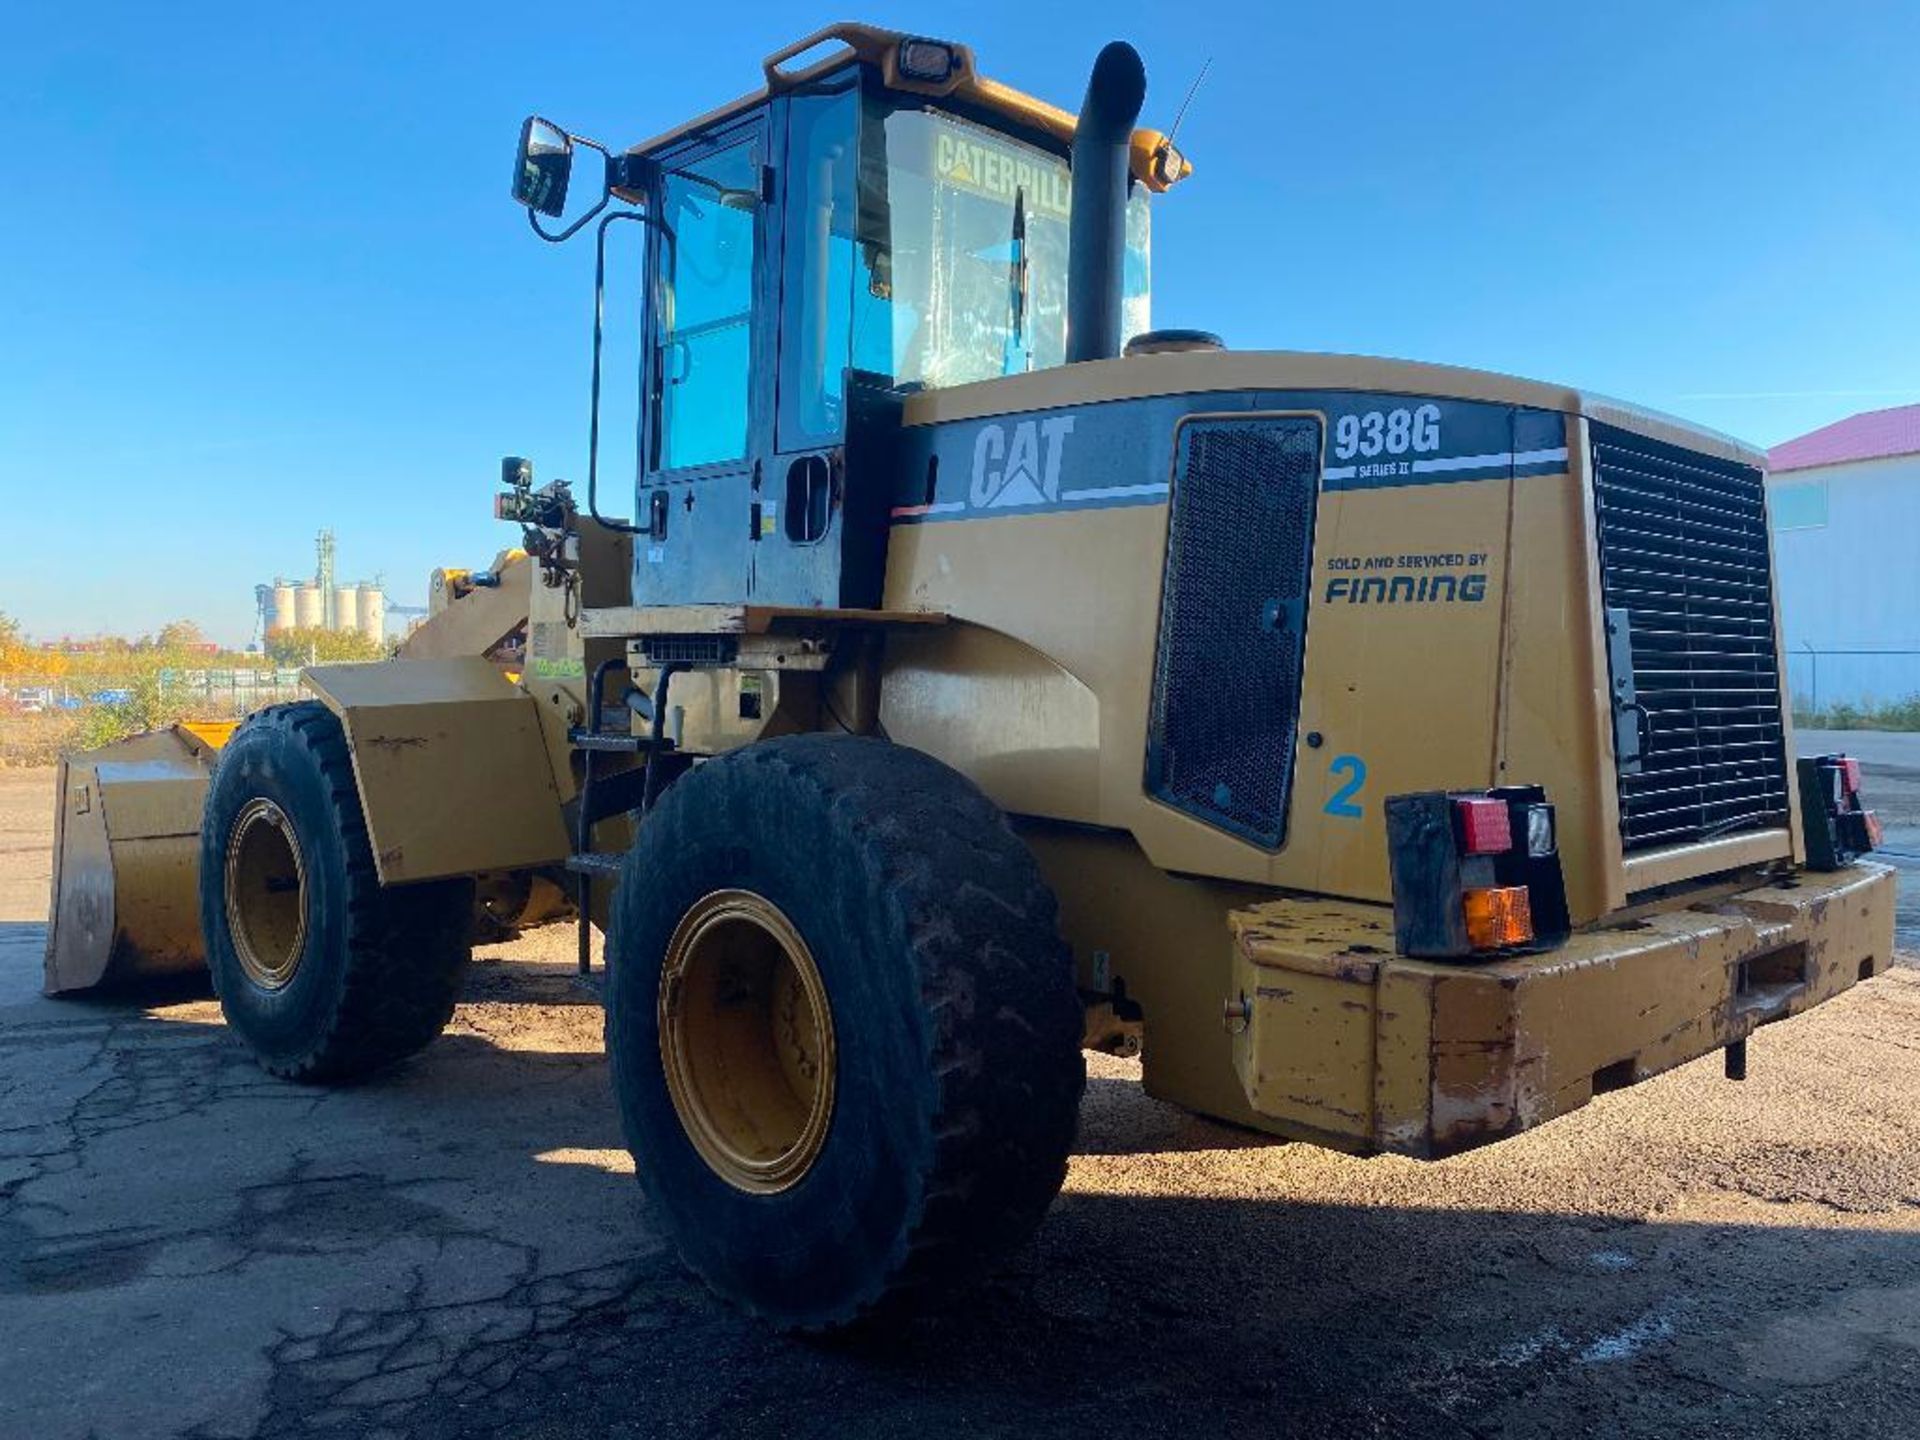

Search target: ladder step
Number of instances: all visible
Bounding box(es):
[564,852,626,878]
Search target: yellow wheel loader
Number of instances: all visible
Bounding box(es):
[46,23,1897,1328]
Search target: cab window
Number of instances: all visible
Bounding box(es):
[777,80,891,451]
[651,137,760,471]
[775,79,1156,443]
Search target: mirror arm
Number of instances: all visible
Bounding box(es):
[529,134,625,244]
[529,203,606,245]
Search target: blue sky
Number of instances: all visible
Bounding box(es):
[4,1,1916,646]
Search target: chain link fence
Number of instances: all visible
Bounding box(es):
[1787,648,1920,730]
[1,668,310,766]
[3,667,305,714]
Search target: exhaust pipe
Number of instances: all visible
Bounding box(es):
[1066,41,1147,364]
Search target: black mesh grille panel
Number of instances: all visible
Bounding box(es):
[641,634,738,666]
[1146,417,1322,848]
[1591,422,1790,853]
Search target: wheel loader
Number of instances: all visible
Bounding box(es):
[44,23,1897,1328]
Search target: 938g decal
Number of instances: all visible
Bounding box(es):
[1333,404,1443,462]
[1321,401,1568,489]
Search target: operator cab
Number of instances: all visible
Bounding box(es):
[510,24,1182,610]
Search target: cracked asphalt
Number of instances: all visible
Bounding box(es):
[3,753,1919,1440]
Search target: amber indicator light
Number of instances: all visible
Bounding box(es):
[1464,885,1534,949]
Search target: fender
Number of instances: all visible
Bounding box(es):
[302,657,571,885]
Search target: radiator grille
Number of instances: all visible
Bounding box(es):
[640,634,738,666]
[1146,416,1322,848]
[1591,423,1790,853]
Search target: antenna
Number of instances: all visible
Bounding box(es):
[1165,56,1213,150]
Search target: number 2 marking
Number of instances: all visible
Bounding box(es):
[1324,755,1367,818]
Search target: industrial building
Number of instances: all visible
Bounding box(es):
[1768,403,1920,712]
[256,579,387,644]
[250,530,389,649]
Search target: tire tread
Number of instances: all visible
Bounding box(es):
[618,734,1083,1327]
[208,701,471,1083]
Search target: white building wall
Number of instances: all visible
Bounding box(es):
[1768,452,1920,709]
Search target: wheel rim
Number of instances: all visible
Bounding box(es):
[224,797,308,990]
[658,889,836,1194]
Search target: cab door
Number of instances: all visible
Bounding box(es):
[638,117,769,604]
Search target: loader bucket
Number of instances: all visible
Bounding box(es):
[43,721,235,995]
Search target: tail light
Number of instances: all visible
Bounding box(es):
[1453,797,1513,855]
[1463,884,1533,949]
[1386,786,1572,960]
[1798,754,1879,870]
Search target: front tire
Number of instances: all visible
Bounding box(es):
[200,701,473,1083]
[605,734,1084,1328]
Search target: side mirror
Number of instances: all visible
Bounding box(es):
[512,117,573,217]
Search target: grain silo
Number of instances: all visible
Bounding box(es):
[271,580,297,634]
[359,587,387,646]
[293,584,324,630]
[333,585,361,635]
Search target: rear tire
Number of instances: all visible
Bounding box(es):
[605,734,1085,1328]
[200,701,473,1083]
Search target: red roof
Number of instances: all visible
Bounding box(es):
[1769,403,1920,473]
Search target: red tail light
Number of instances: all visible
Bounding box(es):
[1454,797,1513,856]
[1386,786,1571,960]
[1798,754,1877,870]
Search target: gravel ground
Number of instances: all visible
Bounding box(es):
[2,761,1918,1440]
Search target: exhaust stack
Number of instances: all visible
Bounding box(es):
[1066,41,1147,364]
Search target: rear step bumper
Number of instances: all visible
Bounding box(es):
[1226,861,1897,1158]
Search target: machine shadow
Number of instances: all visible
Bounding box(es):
[0,919,50,954]
[758,1195,1920,1440]
[24,940,603,1014]
[1,919,209,1005]
[398,965,1920,1438]
[460,953,609,1009]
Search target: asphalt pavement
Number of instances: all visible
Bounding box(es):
[2,762,1918,1440]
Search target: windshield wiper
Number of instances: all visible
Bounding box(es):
[1003,187,1031,375]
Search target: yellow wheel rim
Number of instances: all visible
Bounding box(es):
[224,797,308,990]
[658,889,836,1194]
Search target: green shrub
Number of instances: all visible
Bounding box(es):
[73,672,192,750]
[1794,694,1920,733]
